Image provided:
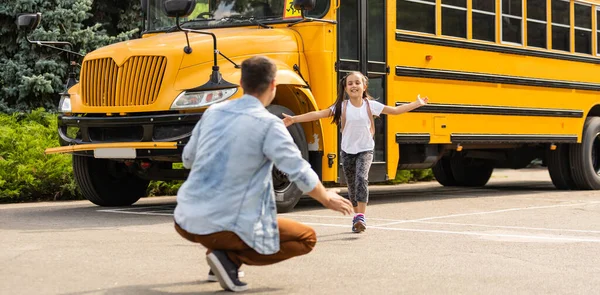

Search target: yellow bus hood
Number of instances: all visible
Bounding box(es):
[72,27,304,113]
[85,27,301,70]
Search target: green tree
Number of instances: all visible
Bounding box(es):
[85,0,143,36]
[0,0,140,113]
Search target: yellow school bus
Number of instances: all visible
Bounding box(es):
[16,0,600,212]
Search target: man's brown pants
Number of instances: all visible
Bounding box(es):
[174,217,317,267]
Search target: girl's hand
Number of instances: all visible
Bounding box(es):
[282,113,295,127]
[417,94,429,106]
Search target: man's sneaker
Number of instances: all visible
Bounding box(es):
[206,250,248,292]
[208,269,245,282]
[353,214,366,233]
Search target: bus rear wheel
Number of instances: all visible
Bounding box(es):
[266,104,308,213]
[450,153,494,187]
[73,155,149,206]
[569,117,600,190]
[546,144,576,190]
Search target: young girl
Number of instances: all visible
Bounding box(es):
[282,71,428,233]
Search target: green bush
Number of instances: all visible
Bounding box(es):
[389,168,435,184]
[0,108,186,203]
[147,180,182,197]
[147,163,183,196]
[0,108,80,203]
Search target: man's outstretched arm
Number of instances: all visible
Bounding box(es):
[263,120,353,215]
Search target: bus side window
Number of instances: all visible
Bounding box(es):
[397,0,436,34]
[472,0,496,42]
[574,3,592,55]
[551,0,570,52]
[526,0,547,49]
[501,0,523,45]
[441,0,467,38]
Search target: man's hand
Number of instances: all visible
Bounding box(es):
[305,184,353,215]
[322,189,353,215]
[282,113,294,127]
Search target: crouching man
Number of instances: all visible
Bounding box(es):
[174,56,353,292]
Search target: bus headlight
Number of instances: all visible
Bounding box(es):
[170,88,237,110]
[58,95,71,113]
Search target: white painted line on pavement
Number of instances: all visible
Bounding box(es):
[97,209,173,216]
[376,201,600,227]
[283,213,399,222]
[286,213,600,235]
[97,205,174,212]
[415,221,600,234]
[94,201,600,240]
[301,222,600,243]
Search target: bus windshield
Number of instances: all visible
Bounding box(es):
[146,0,330,32]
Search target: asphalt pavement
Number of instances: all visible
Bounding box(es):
[2,168,600,294]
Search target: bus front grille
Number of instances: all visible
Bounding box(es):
[81,56,167,107]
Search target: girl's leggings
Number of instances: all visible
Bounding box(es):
[340,150,374,207]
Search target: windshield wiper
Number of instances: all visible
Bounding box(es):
[219,15,273,29]
[181,18,216,25]
[165,18,216,32]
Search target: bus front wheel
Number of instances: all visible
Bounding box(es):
[266,104,308,213]
[73,155,149,206]
[569,117,600,189]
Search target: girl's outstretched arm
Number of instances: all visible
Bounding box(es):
[282,109,332,127]
[381,95,429,115]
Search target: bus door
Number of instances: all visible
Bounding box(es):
[337,0,389,183]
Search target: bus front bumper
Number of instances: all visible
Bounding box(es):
[45,112,202,158]
[45,142,179,157]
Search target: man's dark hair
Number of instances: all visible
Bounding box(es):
[241,56,277,95]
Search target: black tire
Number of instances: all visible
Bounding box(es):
[73,155,150,206]
[432,156,458,186]
[450,153,494,187]
[546,144,576,190]
[569,117,600,190]
[266,104,309,213]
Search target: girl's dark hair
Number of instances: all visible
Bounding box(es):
[330,71,374,125]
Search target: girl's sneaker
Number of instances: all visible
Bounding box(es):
[352,214,366,233]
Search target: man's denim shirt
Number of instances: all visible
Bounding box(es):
[174,94,319,255]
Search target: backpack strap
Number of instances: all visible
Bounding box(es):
[364,98,375,136]
[341,99,348,133]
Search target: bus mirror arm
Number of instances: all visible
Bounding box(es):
[17,12,83,94]
[27,38,81,94]
[25,36,85,58]
[287,10,337,27]
[16,13,84,59]
[175,17,239,90]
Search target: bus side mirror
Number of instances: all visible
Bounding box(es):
[161,0,196,18]
[16,13,41,31]
[293,0,316,11]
